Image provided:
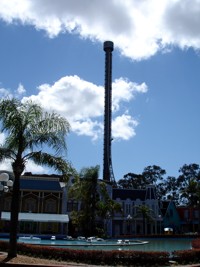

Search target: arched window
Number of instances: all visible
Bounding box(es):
[24,197,37,212]
[44,199,57,213]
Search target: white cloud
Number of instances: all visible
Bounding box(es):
[72,119,103,141]
[22,75,147,140]
[112,114,138,140]
[0,134,12,171]
[23,160,49,174]
[0,133,6,145]
[0,158,49,174]
[0,159,12,172]
[0,87,12,98]
[162,0,200,49]
[0,84,25,98]
[23,75,104,120]
[0,133,47,173]
[0,0,200,60]
[16,83,26,95]
[112,78,148,111]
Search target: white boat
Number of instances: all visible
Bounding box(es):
[77,236,86,241]
[96,238,104,242]
[64,235,73,240]
[19,236,41,241]
[117,239,149,246]
[87,237,97,242]
[51,235,56,240]
[87,237,104,242]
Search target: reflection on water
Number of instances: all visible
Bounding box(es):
[1,238,192,252]
[129,239,193,252]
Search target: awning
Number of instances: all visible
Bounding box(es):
[1,212,69,223]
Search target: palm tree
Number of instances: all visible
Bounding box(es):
[69,166,122,237]
[69,166,100,236]
[134,205,154,235]
[96,182,122,237]
[0,98,73,258]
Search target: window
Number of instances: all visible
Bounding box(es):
[125,203,131,215]
[132,203,135,215]
[44,199,57,213]
[24,197,37,212]
[184,210,189,219]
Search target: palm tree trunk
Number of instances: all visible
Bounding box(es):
[8,174,20,258]
[143,215,146,235]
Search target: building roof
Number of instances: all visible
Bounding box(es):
[113,188,146,201]
[145,186,156,200]
[160,200,179,217]
[113,186,157,201]
[20,177,62,192]
[160,201,170,216]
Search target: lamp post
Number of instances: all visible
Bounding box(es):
[0,173,13,221]
[127,214,132,236]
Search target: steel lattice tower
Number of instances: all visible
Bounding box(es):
[103,41,115,183]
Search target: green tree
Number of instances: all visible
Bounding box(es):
[118,165,166,200]
[134,205,154,235]
[177,164,200,205]
[118,173,145,189]
[96,182,122,236]
[158,176,179,203]
[69,165,100,236]
[0,98,73,258]
[142,165,166,185]
[181,179,200,206]
[69,165,121,237]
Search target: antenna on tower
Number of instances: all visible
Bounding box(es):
[103,41,115,184]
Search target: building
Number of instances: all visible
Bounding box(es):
[177,206,200,234]
[160,200,181,234]
[112,185,161,237]
[0,171,167,237]
[0,171,69,235]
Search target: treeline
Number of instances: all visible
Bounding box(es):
[117,163,200,206]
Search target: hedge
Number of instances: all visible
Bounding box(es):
[0,240,199,266]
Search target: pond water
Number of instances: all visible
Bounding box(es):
[0,237,193,252]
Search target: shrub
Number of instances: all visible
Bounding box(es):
[1,240,200,266]
[0,241,169,266]
[192,238,200,249]
[172,249,200,265]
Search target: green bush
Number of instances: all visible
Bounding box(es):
[0,241,169,266]
[192,238,200,249]
[172,249,200,265]
[1,240,200,266]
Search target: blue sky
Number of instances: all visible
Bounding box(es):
[0,0,200,181]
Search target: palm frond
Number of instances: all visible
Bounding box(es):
[26,151,75,180]
[0,99,21,132]
[24,111,70,153]
[0,146,16,161]
[0,98,70,155]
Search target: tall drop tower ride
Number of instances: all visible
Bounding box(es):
[103,41,115,183]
